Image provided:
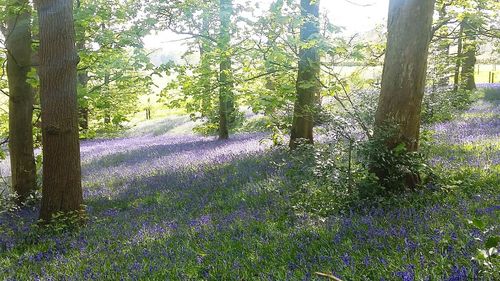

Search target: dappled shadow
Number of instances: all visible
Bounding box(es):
[80,133,272,190]
[482,83,500,101]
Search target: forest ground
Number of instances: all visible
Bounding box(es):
[0,85,499,280]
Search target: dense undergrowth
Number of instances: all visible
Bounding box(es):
[0,85,499,280]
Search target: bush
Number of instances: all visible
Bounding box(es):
[422,88,473,124]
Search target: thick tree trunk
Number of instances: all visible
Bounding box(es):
[218,0,235,140]
[5,0,37,202]
[289,0,320,149]
[461,43,476,91]
[36,0,84,221]
[373,0,435,188]
[460,20,477,91]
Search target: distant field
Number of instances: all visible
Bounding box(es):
[475,64,500,83]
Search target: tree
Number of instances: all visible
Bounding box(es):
[289,0,321,149]
[372,0,436,188]
[1,0,36,202]
[460,19,477,91]
[74,0,153,137]
[35,0,83,221]
[154,0,243,137]
[218,0,235,140]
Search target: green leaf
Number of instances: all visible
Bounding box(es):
[468,218,486,230]
[485,236,500,248]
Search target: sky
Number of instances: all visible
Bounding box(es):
[144,0,390,63]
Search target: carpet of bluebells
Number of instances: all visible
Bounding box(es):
[0,85,499,280]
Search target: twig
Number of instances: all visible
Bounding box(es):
[315,272,344,281]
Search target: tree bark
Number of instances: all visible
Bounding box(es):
[289,0,320,149]
[218,0,235,140]
[199,11,212,118]
[4,0,37,202]
[460,19,477,91]
[373,0,435,188]
[35,0,84,221]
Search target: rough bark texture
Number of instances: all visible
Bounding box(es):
[218,0,235,140]
[373,0,435,187]
[289,0,320,149]
[36,0,84,221]
[5,0,37,202]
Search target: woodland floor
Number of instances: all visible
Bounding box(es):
[0,85,499,280]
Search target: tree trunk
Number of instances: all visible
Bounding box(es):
[461,43,476,91]
[434,4,451,87]
[5,0,37,202]
[289,0,320,149]
[103,73,111,124]
[77,61,90,133]
[373,0,435,188]
[460,20,477,91]
[77,47,90,133]
[199,11,212,118]
[264,0,284,95]
[36,0,84,221]
[453,21,464,92]
[75,1,90,135]
[218,0,235,140]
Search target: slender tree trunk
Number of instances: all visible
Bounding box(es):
[77,44,90,133]
[199,12,212,117]
[103,73,111,124]
[4,0,37,202]
[77,69,90,133]
[36,0,84,221]
[437,42,451,87]
[218,0,235,140]
[289,0,320,149]
[264,0,283,95]
[372,0,435,188]
[75,0,90,135]
[453,21,464,92]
